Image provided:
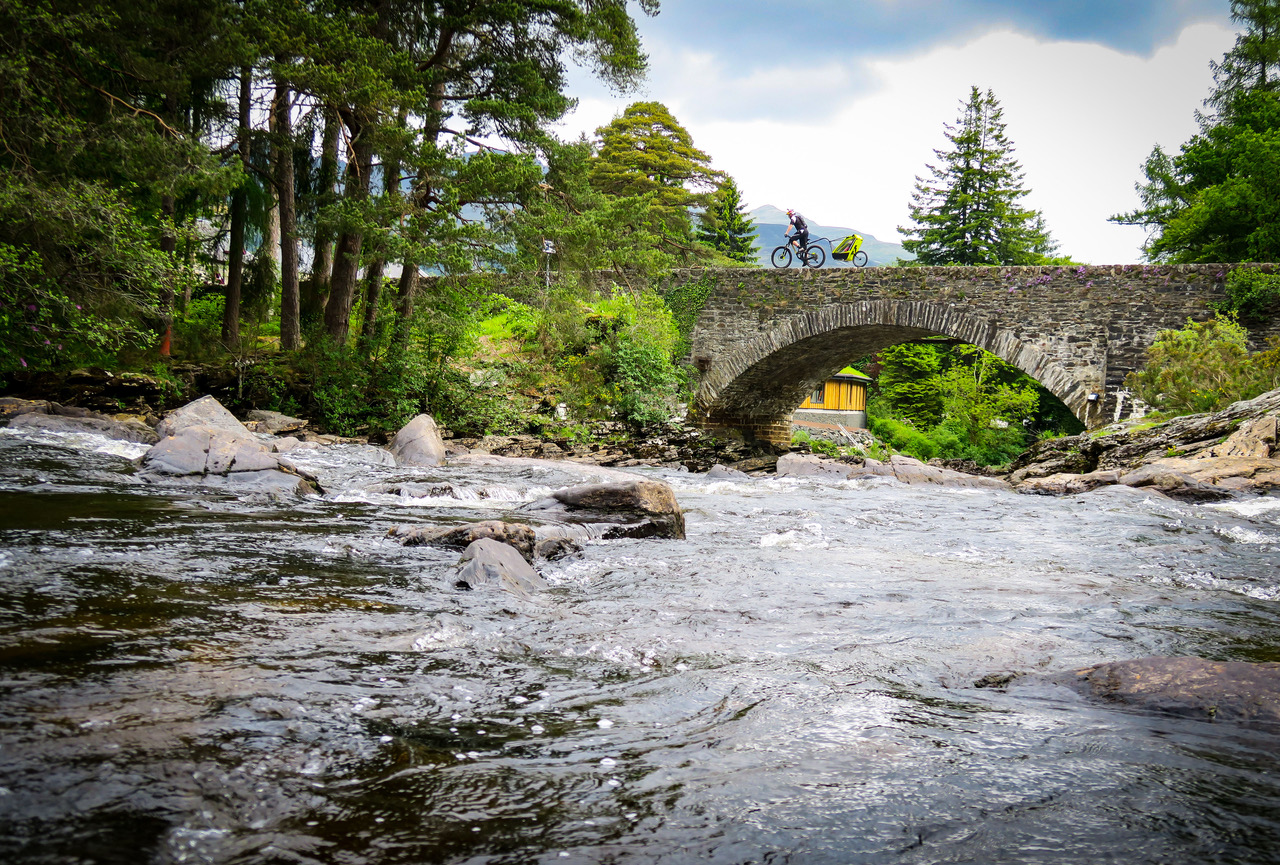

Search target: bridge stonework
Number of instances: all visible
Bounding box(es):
[669,263,1277,447]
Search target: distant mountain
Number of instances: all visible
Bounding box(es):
[746,205,912,268]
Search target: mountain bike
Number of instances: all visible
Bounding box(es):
[771,236,826,268]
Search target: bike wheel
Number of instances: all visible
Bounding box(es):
[853,250,868,267]
[770,246,793,268]
[804,246,825,268]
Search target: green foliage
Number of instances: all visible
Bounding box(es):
[1127,314,1280,414]
[697,177,758,264]
[869,340,1071,465]
[899,86,1061,265]
[663,272,717,359]
[1216,267,1280,320]
[1113,2,1280,263]
[589,101,722,242]
[0,243,152,375]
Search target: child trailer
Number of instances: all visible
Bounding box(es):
[832,234,868,267]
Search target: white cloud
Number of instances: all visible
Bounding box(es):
[558,21,1237,264]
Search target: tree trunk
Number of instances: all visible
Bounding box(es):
[323,116,374,344]
[223,67,252,346]
[273,73,301,351]
[302,105,341,326]
[358,259,384,353]
[158,193,176,356]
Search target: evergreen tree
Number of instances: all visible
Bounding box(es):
[696,176,758,264]
[898,86,1058,266]
[589,101,722,246]
[1113,1,1280,263]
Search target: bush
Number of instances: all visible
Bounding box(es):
[1217,268,1280,321]
[869,416,939,461]
[1127,314,1280,415]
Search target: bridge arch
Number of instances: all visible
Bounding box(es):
[691,298,1101,447]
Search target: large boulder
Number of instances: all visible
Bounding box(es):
[138,401,320,496]
[389,414,446,467]
[6,410,159,444]
[1069,656,1280,726]
[1118,457,1279,499]
[453,538,547,599]
[520,479,685,540]
[391,520,537,562]
[156,395,248,438]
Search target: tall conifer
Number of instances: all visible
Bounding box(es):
[899,86,1056,266]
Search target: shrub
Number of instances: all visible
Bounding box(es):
[1217,268,1280,321]
[1127,314,1280,415]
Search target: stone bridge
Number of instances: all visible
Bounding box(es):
[668,263,1278,446]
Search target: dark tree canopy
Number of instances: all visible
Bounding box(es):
[1113,0,1280,263]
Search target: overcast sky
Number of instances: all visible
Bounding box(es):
[554,0,1239,264]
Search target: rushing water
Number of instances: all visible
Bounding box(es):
[2,424,1280,865]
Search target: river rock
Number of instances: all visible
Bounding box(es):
[535,536,583,561]
[0,397,51,421]
[392,520,537,562]
[156,395,248,438]
[137,425,319,495]
[1069,656,1280,726]
[389,414,445,467]
[778,453,1009,490]
[520,479,686,540]
[245,409,308,435]
[1118,457,1280,500]
[453,538,547,598]
[1016,470,1122,496]
[6,410,160,444]
[706,464,750,480]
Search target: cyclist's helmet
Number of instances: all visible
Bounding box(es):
[786,209,795,216]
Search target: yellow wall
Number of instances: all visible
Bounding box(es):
[799,379,867,411]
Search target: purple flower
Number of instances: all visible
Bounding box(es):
[26,304,36,311]
[43,339,50,345]
[56,344,62,350]
[19,358,26,367]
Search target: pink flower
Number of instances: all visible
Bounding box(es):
[19,358,26,367]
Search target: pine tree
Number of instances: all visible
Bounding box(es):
[697,177,758,264]
[1208,0,1280,118]
[590,101,722,241]
[898,86,1057,266]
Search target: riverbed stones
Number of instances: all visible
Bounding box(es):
[6,410,159,444]
[521,479,686,540]
[778,452,1009,490]
[389,414,446,467]
[393,520,537,562]
[453,538,547,598]
[1070,656,1280,726]
[1015,470,1123,496]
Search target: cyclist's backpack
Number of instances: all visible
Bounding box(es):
[832,234,863,260]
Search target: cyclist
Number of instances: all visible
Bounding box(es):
[784,209,810,254]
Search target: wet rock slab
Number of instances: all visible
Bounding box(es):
[778,453,1009,490]
[1068,656,1280,726]
[520,479,686,540]
[391,520,537,562]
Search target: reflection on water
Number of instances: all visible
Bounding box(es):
[1,429,1279,863]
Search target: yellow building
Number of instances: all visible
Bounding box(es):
[794,367,871,429]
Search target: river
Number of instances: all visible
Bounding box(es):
[1,423,1279,864]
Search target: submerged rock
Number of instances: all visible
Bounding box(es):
[245,409,308,435]
[1068,656,1280,727]
[389,414,446,467]
[521,479,686,540]
[453,538,547,599]
[392,520,537,562]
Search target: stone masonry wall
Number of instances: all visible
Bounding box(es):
[667,263,1280,446]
